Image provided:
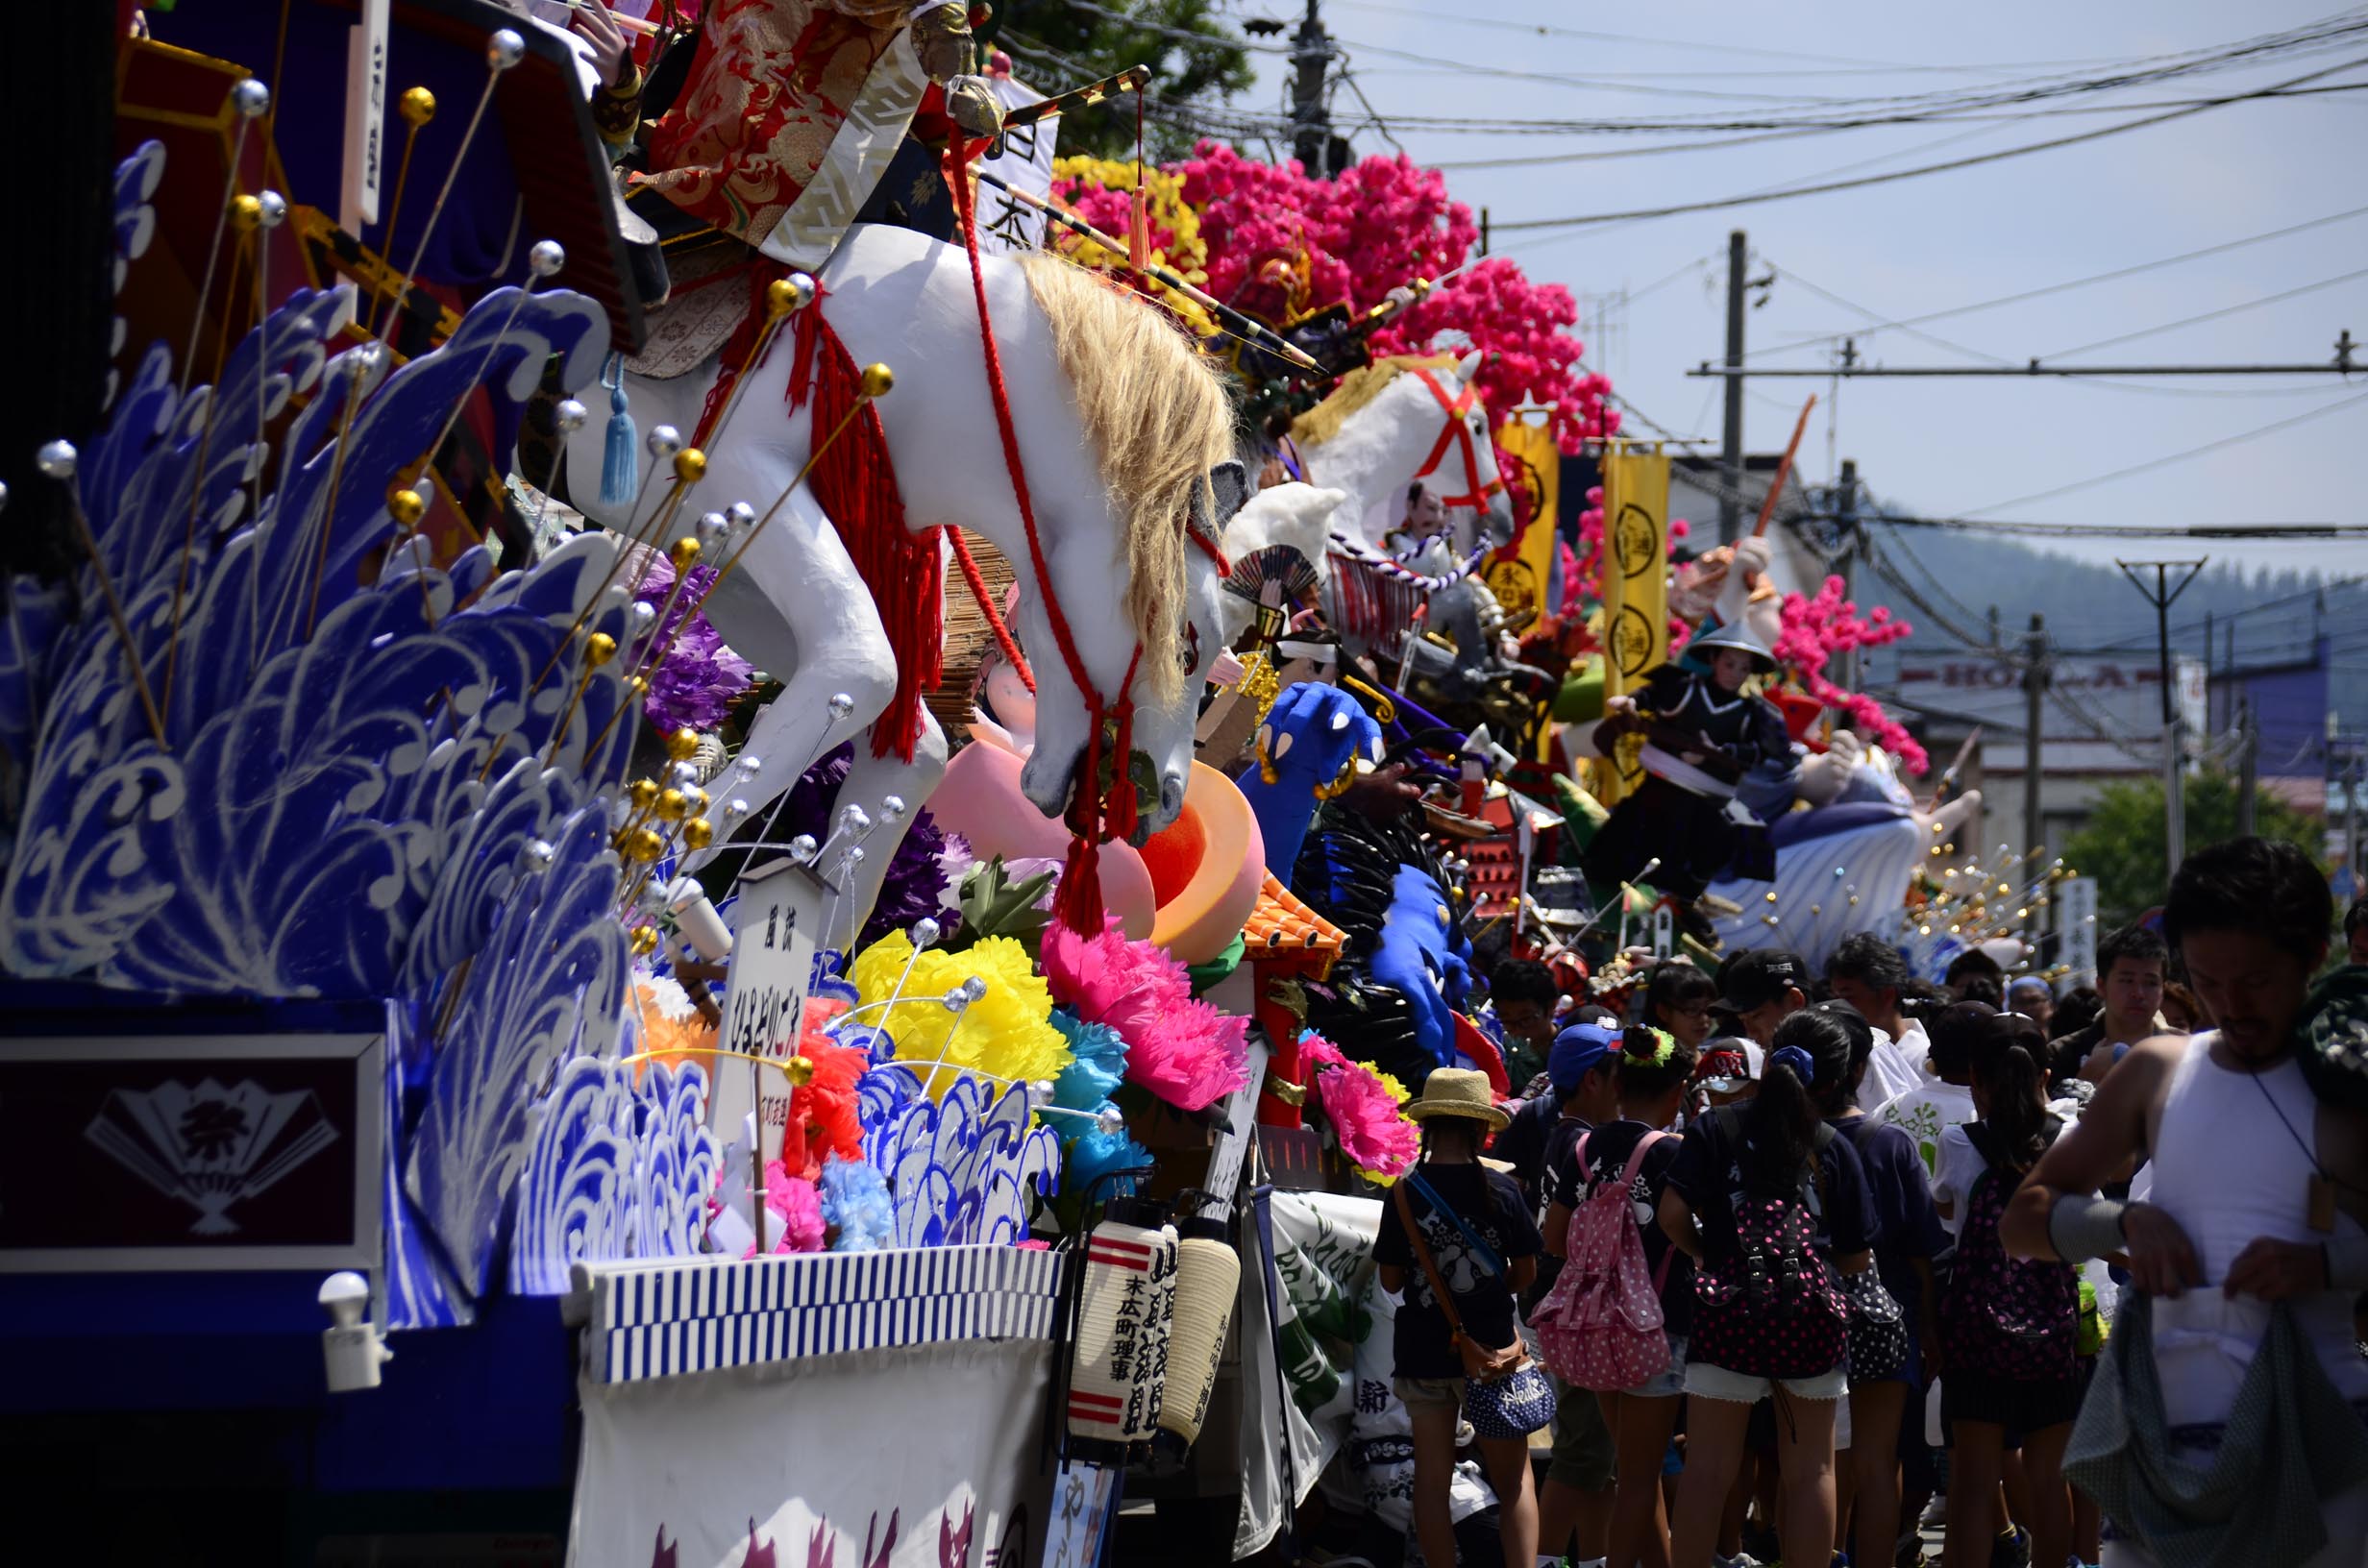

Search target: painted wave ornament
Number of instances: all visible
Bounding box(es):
[85,1076,338,1235]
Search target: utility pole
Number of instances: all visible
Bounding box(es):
[2235,698,2257,838]
[2118,559,2205,878]
[1718,230,1747,543]
[1834,457,1862,687]
[2024,613,2048,865]
[1290,0,1335,176]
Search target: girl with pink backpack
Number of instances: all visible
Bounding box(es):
[1534,1026,1701,1568]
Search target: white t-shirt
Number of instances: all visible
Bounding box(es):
[1932,1123,1986,1236]
[1861,1024,1923,1110]
[1871,1077,1977,1191]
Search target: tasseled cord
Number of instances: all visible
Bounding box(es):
[598,350,637,506]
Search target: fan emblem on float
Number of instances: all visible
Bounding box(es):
[84,1079,339,1235]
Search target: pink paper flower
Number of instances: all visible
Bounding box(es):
[1297,1033,1419,1178]
[1041,918,1248,1111]
[753,1163,826,1255]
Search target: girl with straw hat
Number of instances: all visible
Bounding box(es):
[1374,1067,1546,1568]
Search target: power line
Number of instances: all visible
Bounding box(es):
[2041,264,2368,360]
[1491,54,2368,232]
[1962,385,2368,516]
[1741,203,2368,361]
[1827,512,2368,540]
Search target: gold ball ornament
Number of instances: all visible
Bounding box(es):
[666,726,703,761]
[399,86,437,125]
[655,787,689,821]
[783,1054,816,1089]
[668,536,702,569]
[583,631,618,668]
[629,924,659,957]
[859,362,895,398]
[765,277,810,317]
[386,487,427,527]
[673,449,706,483]
[628,778,660,812]
[229,193,263,233]
[681,817,713,851]
[628,827,666,863]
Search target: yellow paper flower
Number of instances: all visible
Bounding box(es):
[851,933,1071,1098]
[1048,156,1219,338]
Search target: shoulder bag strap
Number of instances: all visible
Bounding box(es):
[1405,1166,1508,1279]
[1393,1178,1470,1341]
[1617,1130,1679,1293]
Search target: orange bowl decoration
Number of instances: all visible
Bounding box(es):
[1140,762,1268,967]
[925,741,1158,939]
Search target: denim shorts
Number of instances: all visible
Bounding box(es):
[1632,1330,1689,1399]
[1686,1358,1848,1404]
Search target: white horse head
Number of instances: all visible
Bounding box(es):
[559,224,1239,923]
[1290,349,1513,550]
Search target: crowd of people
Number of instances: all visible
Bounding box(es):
[1370,840,2368,1568]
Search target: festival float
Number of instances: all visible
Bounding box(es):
[0,5,2049,1564]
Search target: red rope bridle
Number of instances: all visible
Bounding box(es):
[1410,366,1505,512]
[945,142,1143,934]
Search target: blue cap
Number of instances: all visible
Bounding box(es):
[1549,1021,1618,1093]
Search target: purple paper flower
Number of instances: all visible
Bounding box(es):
[634,554,755,733]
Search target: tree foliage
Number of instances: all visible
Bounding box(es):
[987,0,1255,161]
[2060,769,2326,929]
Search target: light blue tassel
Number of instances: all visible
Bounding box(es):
[599,351,637,506]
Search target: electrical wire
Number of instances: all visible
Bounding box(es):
[1831,513,2368,540]
[1489,54,2368,232]
[2040,263,2368,360]
[1961,385,2368,516]
[1741,203,2368,360]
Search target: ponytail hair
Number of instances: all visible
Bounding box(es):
[1616,1025,1698,1102]
[1972,1012,2052,1171]
[1741,1010,1851,1193]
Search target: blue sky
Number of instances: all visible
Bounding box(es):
[1223,0,2368,573]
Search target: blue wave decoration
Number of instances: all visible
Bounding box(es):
[508,1053,723,1297]
[868,1074,1061,1250]
[404,797,629,1300]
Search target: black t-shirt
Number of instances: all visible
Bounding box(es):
[1371,1163,1543,1380]
[1547,1117,1694,1334]
[1664,1108,1878,1266]
[1494,1093,1562,1213]
[1830,1115,1947,1322]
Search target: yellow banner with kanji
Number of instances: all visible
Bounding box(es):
[1593,447,1670,804]
[1489,416,1563,758]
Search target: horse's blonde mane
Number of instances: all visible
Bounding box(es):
[1018,253,1235,705]
[1288,354,1458,451]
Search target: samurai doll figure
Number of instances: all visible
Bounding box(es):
[1582,620,1789,944]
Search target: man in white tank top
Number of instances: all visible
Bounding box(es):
[2003,836,2368,1568]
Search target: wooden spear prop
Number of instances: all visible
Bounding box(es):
[1750,393,1817,538]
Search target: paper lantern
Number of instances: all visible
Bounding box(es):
[1067,1198,1178,1451]
[1157,1214,1240,1446]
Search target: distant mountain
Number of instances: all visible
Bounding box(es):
[1846,516,2368,738]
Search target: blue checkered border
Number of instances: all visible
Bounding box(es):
[577,1246,1068,1384]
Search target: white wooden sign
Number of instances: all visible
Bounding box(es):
[710,858,825,1164]
[2057,875,2099,979]
[341,0,390,233]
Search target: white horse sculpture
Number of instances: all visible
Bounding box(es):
[561,224,1241,932]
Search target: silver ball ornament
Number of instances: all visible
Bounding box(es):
[519,838,556,872]
[552,398,588,435]
[257,190,289,229]
[487,29,526,70]
[727,501,756,529]
[35,441,76,480]
[528,239,566,279]
[694,511,728,549]
[826,692,856,721]
[230,79,271,119]
[786,834,818,865]
[879,795,907,821]
[646,424,683,460]
[911,917,942,948]
[1096,1106,1126,1137]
